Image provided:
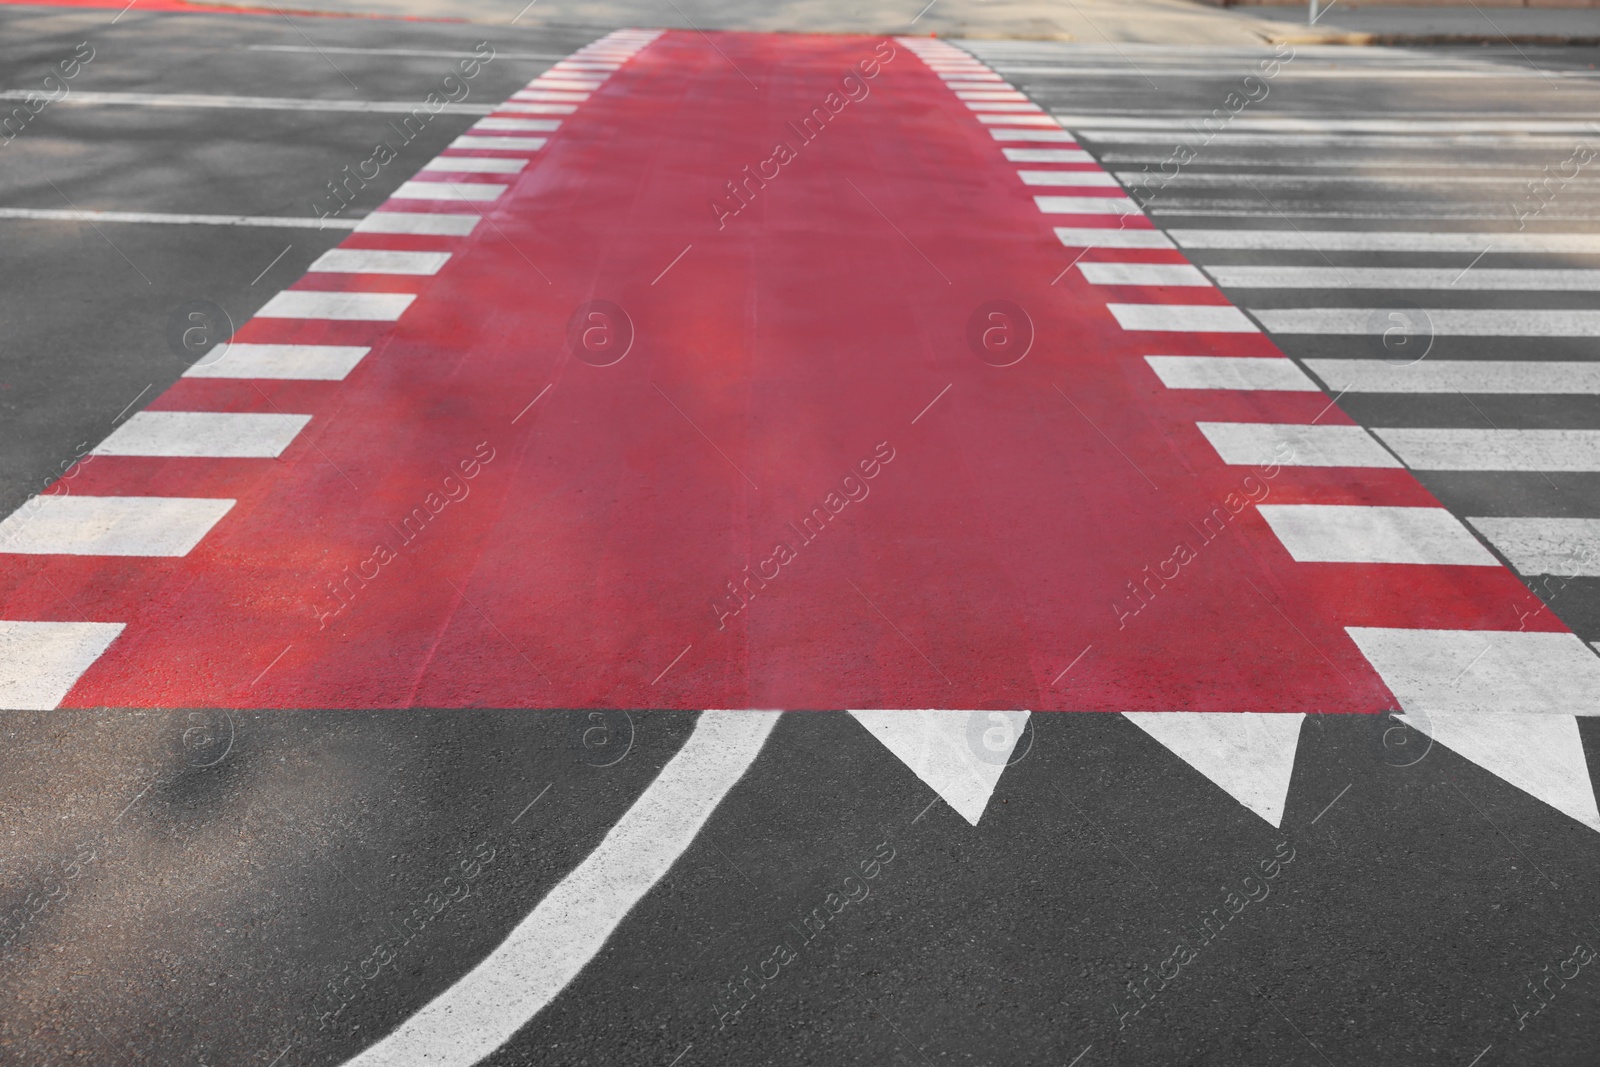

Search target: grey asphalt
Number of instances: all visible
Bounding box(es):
[3,8,1600,1067]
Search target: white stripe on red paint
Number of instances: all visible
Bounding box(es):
[256,291,415,321]
[0,496,235,556]
[1257,505,1497,566]
[0,621,125,710]
[1145,356,1318,392]
[1109,304,1258,333]
[309,249,452,275]
[91,411,312,458]
[182,344,370,381]
[1196,422,1400,468]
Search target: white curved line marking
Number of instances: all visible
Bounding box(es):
[340,710,782,1067]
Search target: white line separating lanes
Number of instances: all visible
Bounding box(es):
[0,89,495,114]
[1254,309,1600,337]
[1303,359,1600,395]
[1467,517,1600,577]
[1373,428,1600,472]
[1171,230,1600,253]
[1209,267,1600,291]
[0,208,360,229]
[338,710,783,1067]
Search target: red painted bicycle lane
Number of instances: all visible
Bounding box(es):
[12,30,1553,710]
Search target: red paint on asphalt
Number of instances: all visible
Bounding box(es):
[6,31,1562,710]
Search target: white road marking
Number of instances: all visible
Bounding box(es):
[494,102,578,115]
[1123,712,1304,828]
[1209,267,1600,291]
[1466,517,1600,577]
[1373,428,1600,472]
[1257,504,1497,565]
[337,710,781,1067]
[977,113,1062,126]
[527,79,604,91]
[391,180,508,201]
[940,73,1005,82]
[448,135,547,152]
[423,156,528,173]
[1170,230,1600,253]
[1034,195,1140,215]
[1197,422,1401,468]
[1109,303,1258,333]
[1078,262,1210,287]
[0,620,125,710]
[849,709,1030,826]
[991,129,1076,142]
[355,212,478,235]
[257,291,415,321]
[1057,115,1600,134]
[91,411,311,458]
[0,208,357,229]
[1005,148,1094,163]
[512,90,590,102]
[968,102,1044,112]
[0,89,492,114]
[246,45,575,59]
[182,343,370,381]
[1145,355,1318,391]
[309,248,451,275]
[1123,172,1600,191]
[1079,131,1599,148]
[1254,309,1600,337]
[1055,226,1174,249]
[1348,627,1600,717]
[473,117,562,132]
[1401,712,1600,832]
[0,496,235,556]
[985,65,1600,82]
[1018,170,1120,186]
[1304,359,1600,395]
[957,91,1030,101]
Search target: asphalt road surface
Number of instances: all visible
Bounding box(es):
[3,6,1600,1067]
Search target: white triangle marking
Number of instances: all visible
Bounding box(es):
[849,709,1030,826]
[1124,712,1305,828]
[1400,712,1600,832]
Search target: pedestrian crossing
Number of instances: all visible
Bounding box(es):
[959,37,1600,653]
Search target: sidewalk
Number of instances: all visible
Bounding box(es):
[1244,3,1600,43]
[171,0,1600,44]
